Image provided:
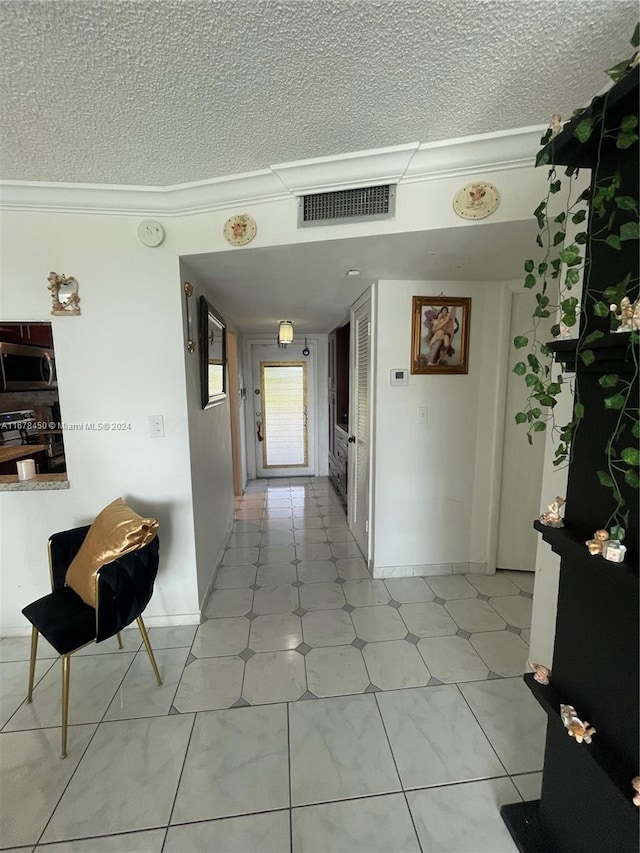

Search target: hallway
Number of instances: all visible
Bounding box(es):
[1,478,545,851]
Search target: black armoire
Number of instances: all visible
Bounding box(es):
[501,68,639,852]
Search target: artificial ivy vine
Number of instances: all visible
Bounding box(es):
[514,24,640,541]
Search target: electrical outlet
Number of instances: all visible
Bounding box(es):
[148,415,165,438]
[417,407,428,425]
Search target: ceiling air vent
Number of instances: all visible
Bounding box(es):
[298,184,396,227]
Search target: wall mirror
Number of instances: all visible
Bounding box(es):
[199,296,227,408]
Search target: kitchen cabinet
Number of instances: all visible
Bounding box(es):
[0,323,53,348]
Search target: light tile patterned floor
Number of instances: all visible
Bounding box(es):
[0,477,544,852]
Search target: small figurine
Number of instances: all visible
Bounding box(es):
[560,704,596,744]
[540,496,565,528]
[530,662,551,685]
[586,529,609,555]
[610,297,640,333]
[603,539,627,563]
[549,113,563,138]
[632,777,640,807]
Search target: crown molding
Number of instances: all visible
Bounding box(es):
[0,127,547,216]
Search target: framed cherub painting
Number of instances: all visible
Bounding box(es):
[411,296,471,375]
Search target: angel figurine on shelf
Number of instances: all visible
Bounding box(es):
[632,777,640,807]
[530,662,551,685]
[610,296,640,333]
[540,496,565,528]
[560,704,596,744]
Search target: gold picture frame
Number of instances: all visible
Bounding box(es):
[411,296,471,375]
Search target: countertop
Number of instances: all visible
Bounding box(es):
[0,473,69,491]
[0,444,48,463]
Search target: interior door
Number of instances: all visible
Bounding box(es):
[348,291,372,559]
[252,344,315,478]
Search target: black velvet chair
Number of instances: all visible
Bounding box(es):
[21,525,163,758]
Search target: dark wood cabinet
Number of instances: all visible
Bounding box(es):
[0,323,53,348]
[328,323,350,503]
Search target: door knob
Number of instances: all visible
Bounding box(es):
[348,435,356,443]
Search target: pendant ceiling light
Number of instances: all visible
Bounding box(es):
[278,320,294,348]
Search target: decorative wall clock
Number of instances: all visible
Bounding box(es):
[223,214,257,246]
[453,182,500,220]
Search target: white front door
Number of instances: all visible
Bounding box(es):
[348,291,372,559]
[252,344,315,478]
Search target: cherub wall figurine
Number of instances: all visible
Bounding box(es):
[586,529,609,555]
[540,496,565,528]
[530,662,551,685]
[610,296,640,333]
[549,112,563,138]
[560,704,596,744]
[631,777,640,807]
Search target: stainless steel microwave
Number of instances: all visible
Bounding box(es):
[0,342,57,391]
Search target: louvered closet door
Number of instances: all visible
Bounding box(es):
[348,291,372,559]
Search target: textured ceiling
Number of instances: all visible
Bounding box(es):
[1,0,637,186]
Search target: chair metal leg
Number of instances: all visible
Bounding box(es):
[26,626,38,703]
[61,655,70,759]
[116,632,123,649]
[136,616,162,686]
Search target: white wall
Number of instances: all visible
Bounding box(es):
[0,211,200,633]
[179,261,235,605]
[371,278,511,577]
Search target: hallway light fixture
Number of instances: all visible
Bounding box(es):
[278,320,294,348]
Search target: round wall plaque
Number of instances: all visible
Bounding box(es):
[223,214,257,246]
[453,182,500,220]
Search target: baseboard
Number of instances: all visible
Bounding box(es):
[373,562,490,578]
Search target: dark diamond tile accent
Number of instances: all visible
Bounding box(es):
[292,559,301,565]
[388,599,401,609]
[231,698,251,708]
[506,624,521,634]
[250,584,260,591]
[335,576,346,584]
[487,671,503,680]
[351,638,367,650]
[292,580,304,588]
[169,705,181,715]
[293,607,307,617]
[519,590,534,599]
[456,628,471,640]
[404,633,420,645]
[341,603,355,613]
[185,653,197,666]
[245,611,258,621]
[427,676,444,686]
[296,642,312,655]
[477,593,491,602]
[433,596,446,606]
[363,683,381,693]
[300,690,318,701]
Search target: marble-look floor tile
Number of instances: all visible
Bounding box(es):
[165,811,290,853]
[460,678,546,774]
[292,507,320,518]
[4,653,135,731]
[227,531,262,548]
[191,618,249,658]
[264,508,294,519]
[521,628,531,645]
[362,640,430,690]
[242,650,306,704]
[0,724,97,847]
[214,565,257,589]
[445,599,507,633]
[41,714,194,843]
[289,694,400,805]
[324,526,353,542]
[500,570,536,593]
[292,516,324,529]
[296,543,332,561]
[292,794,420,853]
[297,560,338,583]
[383,577,434,603]
[204,588,253,618]
[74,629,142,656]
[35,828,166,852]
[145,624,196,649]
[299,582,346,611]
[512,771,543,801]
[426,574,478,600]
[253,584,299,615]
[0,657,56,728]
[172,704,289,822]
[302,609,356,647]
[466,573,519,597]
[103,647,189,720]
[0,634,58,662]
[329,541,362,559]
[376,684,504,788]
[470,631,529,677]
[407,778,519,852]
[249,613,302,652]
[256,563,298,585]
[222,547,259,566]
[305,645,369,697]
[259,544,296,565]
[294,529,328,544]
[489,595,532,629]
[335,558,370,579]
[173,657,244,712]
[417,635,489,683]
[398,602,458,638]
[351,605,407,641]
[260,529,295,545]
[235,509,264,520]
[343,579,390,607]
[232,519,263,532]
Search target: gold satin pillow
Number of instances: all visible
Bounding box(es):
[65,498,159,607]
